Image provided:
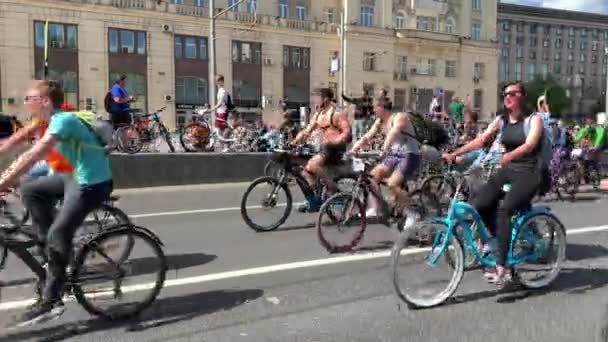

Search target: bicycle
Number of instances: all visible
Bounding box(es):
[180,110,253,153]
[0,200,167,321]
[240,145,357,232]
[316,155,441,254]
[390,168,567,309]
[117,107,175,154]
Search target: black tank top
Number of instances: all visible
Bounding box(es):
[500,118,540,171]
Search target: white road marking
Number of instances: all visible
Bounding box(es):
[0,223,607,311]
[131,202,305,219]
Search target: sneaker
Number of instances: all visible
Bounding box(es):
[403,209,421,230]
[14,300,65,328]
[297,199,321,213]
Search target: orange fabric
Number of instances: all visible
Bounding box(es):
[31,118,73,173]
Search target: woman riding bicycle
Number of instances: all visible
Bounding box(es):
[443,81,544,287]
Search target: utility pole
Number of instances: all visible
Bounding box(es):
[209,0,246,129]
[338,1,346,108]
[605,48,608,115]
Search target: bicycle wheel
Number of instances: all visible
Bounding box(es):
[116,126,143,154]
[76,204,133,263]
[158,124,175,153]
[263,160,285,179]
[513,213,566,289]
[420,175,456,213]
[71,225,167,321]
[240,176,292,232]
[391,222,464,308]
[317,192,366,253]
[180,124,210,152]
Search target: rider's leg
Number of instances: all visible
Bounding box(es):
[390,153,420,228]
[470,169,508,241]
[368,164,392,216]
[298,154,327,212]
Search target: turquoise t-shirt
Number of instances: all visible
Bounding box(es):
[46,111,112,185]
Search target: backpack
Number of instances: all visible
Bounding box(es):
[405,112,450,149]
[72,111,114,151]
[104,92,114,113]
[225,93,235,112]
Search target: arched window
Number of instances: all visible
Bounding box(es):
[360,5,374,27]
[445,16,455,34]
[395,11,405,29]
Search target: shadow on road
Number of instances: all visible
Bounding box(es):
[0,288,264,342]
[567,243,608,262]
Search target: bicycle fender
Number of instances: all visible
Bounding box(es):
[102,224,165,247]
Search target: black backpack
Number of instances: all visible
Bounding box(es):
[407,112,449,149]
[225,93,235,112]
[104,92,114,113]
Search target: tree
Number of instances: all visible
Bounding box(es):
[523,75,571,117]
[591,96,606,114]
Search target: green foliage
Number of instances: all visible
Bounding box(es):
[523,75,571,117]
[591,96,606,115]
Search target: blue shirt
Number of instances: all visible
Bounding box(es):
[46,112,112,186]
[110,84,129,113]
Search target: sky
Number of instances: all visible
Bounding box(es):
[500,0,608,14]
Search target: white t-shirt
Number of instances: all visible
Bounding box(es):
[216,87,228,114]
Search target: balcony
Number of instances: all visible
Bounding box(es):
[393,71,408,81]
[413,0,449,15]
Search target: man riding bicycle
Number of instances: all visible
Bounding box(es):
[291,87,351,212]
[572,116,605,180]
[349,96,422,229]
[0,80,113,326]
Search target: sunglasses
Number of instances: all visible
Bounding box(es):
[503,91,522,98]
[23,95,43,103]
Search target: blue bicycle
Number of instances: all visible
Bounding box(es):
[390,167,567,308]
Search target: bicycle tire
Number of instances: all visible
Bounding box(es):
[391,224,464,308]
[159,124,175,153]
[316,192,366,253]
[71,225,167,321]
[116,126,143,154]
[240,176,292,232]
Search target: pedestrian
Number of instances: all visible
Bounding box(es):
[342,85,373,140]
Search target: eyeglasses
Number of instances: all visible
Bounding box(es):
[23,95,43,104]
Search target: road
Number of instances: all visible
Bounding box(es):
[1,183,608,341]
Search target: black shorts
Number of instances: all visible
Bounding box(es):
[110,111,133,129]
[319,143,347,165]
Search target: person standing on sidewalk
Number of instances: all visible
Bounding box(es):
[342,87,372,140]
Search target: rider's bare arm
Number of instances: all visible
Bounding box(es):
[292,112,318,144]
[504,115,542,161]
[0,134,58,189]
[0,122,39,155]
[352,118,381,152]
[382,113,408,154]
[333,112,352,145]
[452,116,502,157]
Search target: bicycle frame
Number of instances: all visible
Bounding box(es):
[428,178,554,268]
[0,231,46,282]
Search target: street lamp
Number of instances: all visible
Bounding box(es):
[604,47,608,115]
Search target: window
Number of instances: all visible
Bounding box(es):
[417,16,436,31]
[472,0,481,11]
[503,21,510,31]
[554,53,561,61]
[395,13,405,29]
[199,39,207,60]
[516,47,523,59]
[174,36,207,60]
[283,46,310,69]
[592,41,599,51]
[529,50,536,60]
[394,56,408,81]
[544,25,550,35]
[568,39,574,49]
[516,23,523,32]
[579,65,585,74]
[580,53,586,62]
[567,64,574,75]
[593,28,599,38]
[169,0,183,4]
[515,62,522,80]
[592,54,598,63]
[581,28,587,37]
[543,39,549,47]
[394,89,406,111]
[109,28,146,55]
[553,64,561,74]
[175,76,208,105]
[516,36,524,46]
[109,72,146,111]
[35,22,78,49]
[528,63,536,81]
[445,60,456,77]
[228,0,239,12]
[555,38,562,49]
[503,35,510,45]
[296,5,306,20]
[247,0,256,14]
[471,21,481,41]
[543,50,549,61]
[416,58,436,75]
[530,23,537,34]
[363,52,376,71]
[473,89,482,109]
[232,41,261,64]
[325,8,335,23]
[445,17,455,34]
[278,0,287,18]
[360,5,374,27]
[474,62,485,79]
[184,37,197,58]
[174,37,182,58]
[530,37,537,47]
[541,64,548,79]
[568,52,574,61]
[502,48,509,59]
[194,0,207,6]
[500,63,509,82]
[568,27,575,36]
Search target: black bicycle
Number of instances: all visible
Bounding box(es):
[116,107,175,154]
[0,195,167,321]
[317,156,441,253]
[240,145,357,232]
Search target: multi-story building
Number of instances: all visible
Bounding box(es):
[0,0,498,128]
[498,3,608,115]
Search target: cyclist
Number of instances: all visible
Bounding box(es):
[443,81,544,288]
[573,116,605,181]
[0,80,112,326]
[349,96,421,229]
[291,87,351,212]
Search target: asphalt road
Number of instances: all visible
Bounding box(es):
[2,183,608,341]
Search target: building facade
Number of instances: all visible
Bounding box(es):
[498,3,608,115]
[0,0,498,128]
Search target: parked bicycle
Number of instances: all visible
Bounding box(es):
[390,167,566,309]
[117,107,175,154]
[240,145,357,232]
[317,156,441,254]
